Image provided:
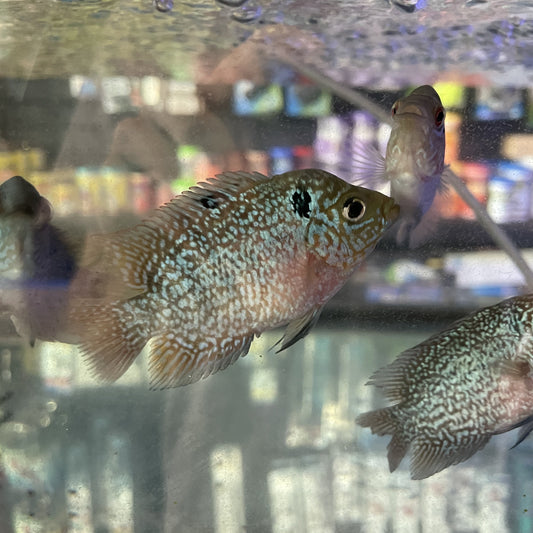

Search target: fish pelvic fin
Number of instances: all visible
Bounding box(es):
[410,434,490,480]
[356,407,409,473]
[75,301,148,382]
[511,416,533,449]
[275,307,323,353]
[148,332,255,389]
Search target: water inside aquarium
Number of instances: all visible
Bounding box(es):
[1,0,533,531]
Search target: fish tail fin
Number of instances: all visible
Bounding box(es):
[357,407,408,473]
[72,301,148,382]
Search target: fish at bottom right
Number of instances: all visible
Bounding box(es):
[357,294,533,480]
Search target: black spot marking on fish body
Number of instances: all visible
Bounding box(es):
[200,195,219,209]
[291,188,311,219]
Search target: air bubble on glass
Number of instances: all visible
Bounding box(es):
[153,0,173,13]
[45,400,58,413]
[217,0,249,6]
[231,4,262,23]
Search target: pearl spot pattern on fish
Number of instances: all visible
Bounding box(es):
[358,295,533,479]
[70,170,398,389]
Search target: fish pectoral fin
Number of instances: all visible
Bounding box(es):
[493,358,531,377]
[73,301,148,382]
[351,142,387,187]
[274,307,323,353]
[410,434,490,480]
[148,333,255,389]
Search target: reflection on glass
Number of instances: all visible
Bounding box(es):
[0,1,533,532]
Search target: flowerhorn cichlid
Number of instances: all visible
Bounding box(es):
[69,169,399,389]
[352,85,449,247]
[0,176,78,345]
[357,295,533,480]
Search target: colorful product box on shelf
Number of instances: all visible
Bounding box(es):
[269,146,294,176]
[435,161,490,220]
[314,116,349,170]
[292,145,314,170]
[246,149,269,175]
[284,83,332,117]
[487,161,533,224]
[232,81,284,116]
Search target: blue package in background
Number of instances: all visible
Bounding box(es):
[232,81,284,116]
[285,84,332,117]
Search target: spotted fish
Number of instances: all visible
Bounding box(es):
[357,294,533,480]
[0,176,77,345]
[69,169,399,388]
[352,85,449,247]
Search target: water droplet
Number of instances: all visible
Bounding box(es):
[231,4,262,23]
[153,0,173,12]
[217,0,249,6]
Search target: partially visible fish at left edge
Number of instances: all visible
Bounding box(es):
[0,175,78,345]
[357,294,533,480]
[352,85,449,248]
[68,169,399,389]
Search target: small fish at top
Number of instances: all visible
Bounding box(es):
[357,294,533,480]
[68,169,399,389]
[0,176,78,345]
[352,85,449,247]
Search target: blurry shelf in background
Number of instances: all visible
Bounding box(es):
[377,218,533,253]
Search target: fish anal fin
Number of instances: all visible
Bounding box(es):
[148,332,254,389]
[75,302,148,383]
[388,433,409,473]
[410,434,490,480]
[275,307,323,353]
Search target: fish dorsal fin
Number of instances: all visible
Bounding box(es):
[350,142,387,187]
[148,331,255,389]
[366,347,421,403]
[79,171,272,300]
[164,170,271,222]
[274,306,323,353]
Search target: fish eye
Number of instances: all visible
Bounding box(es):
[435,106,445,127]
[391,102,399,117]
[342,198,366,221]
